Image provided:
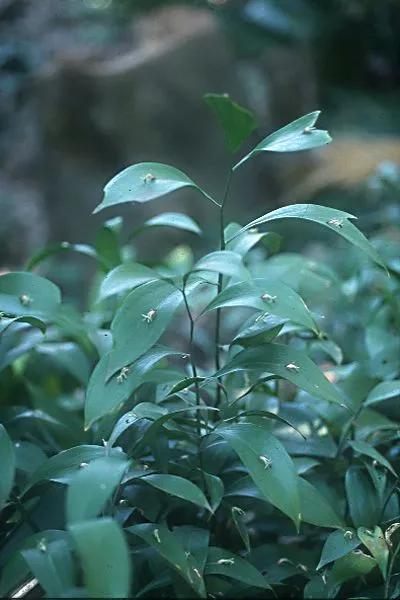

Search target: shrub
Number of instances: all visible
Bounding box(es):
[0,94,399,599]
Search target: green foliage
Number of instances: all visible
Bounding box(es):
[1,93,399,599]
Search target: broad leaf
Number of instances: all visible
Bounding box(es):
[21,539,73,598]
[0,272,61,319]
[299,478,345,529]
[107,279,185,378]
[26,243,103,271]
[95,216,123,270]
[0,425,15,510]
[216,344,348,409]
[139,212,202,235]
[97,262,159,302]
[227,205,385,269]
[141,474,211,512]
[231,506,251,553]
[193,251,251,281]
[69,518,131,598]
[94,162,210,213]
[129,523,206,596]
[331,550,376,585]
[234,111,331,169]
[203,93,257,154]
[205,547,270,589]
[345,467,380,528]
[357,526,389,579]
[24,445,125,492]
[216,422,300,528]
[202,279,318,333]
[365,380,400,407]
[317,529,360,570]
[85,346,181,428]
[349,440,397,477]
[203,472,224,513]
[66,456,129,523]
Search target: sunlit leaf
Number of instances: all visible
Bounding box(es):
[357,526,389,579]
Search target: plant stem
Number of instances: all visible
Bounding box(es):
[182,287,201,417]
[215,168,233,408]
[384,541,400,599]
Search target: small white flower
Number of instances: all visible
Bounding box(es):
[153,528,161,544]
[19,294,32,306]
[327,218,344,228]
[261,293,277,304]
[142,173,156,184]
[285,363,300,373]
[303,126,316,134]
[259,455,272,469]
[142,309,157,324]
[36,539,47,553]
[344,530,354,540]
[117,366,130,383]
[217,558,235,566]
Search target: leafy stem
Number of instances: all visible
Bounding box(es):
[384,540,400,599]
[215,167,233,408]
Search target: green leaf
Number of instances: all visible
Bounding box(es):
[205,547,270,589]
[36,341,90,385]
[69,517,131,598]
[141,474,212,512]
[24,445,125,492]
[85,346,182,428]
[95,217,123,270]
[216,344,348,409]
[349,440,397,477]
[203,93,257,154]
[202,279,318,333]
[66,456,129,524]
[331,550,376,585]
[234,111,331,169]
[21,539,73,598]
[0,425,15,510]
[299,478,345,529]
[317,529,360,570]
[232,315,287,347]
[231,506,251,553]
[94,162,211,214]
[97,262,159,302]
[26,243,103,271]
[140,212,202,235]
[0,272,61,319]
[106,279,185,378]
[345,467,380,528]
[128,523,206,596]
[216,422,300,528]
[227,205,385,269]
[193,251,251,281]
[0,315,46,335]
[357,526,389,579]
[365,380,400,407]
[106,402,166,448]
[203,472,224,513]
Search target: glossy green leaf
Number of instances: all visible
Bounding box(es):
[141,474,211,512]
[0,272,61,318]
[0,315,46,335]
[69,517,131,598]
[234,111,331,169]
[205,547,270,589]
[94,162,210,213]
[365,380,400,407]
[349,440,397,477]
[202,278,318,333]
[194,251,251,281]
[95,216,123,270]
[24,445,125,492]
[203,472,224,513]
[203,93,257,154]
[331,550,376,585]
[97,262,159,302]
[216,344,348,409]
[357,526,389,579]
[232,314,287,348]
[66,456,129,523]
[317,529,360,570]
[228,205,385,269]
[141,212,202,235]
[345,467,380,528]
[21,539,73,598]
[106,279,185,378]
[85,346,181,428]
[299,478,345,529]
[216,422,300,528]
[0,424,15,510]
[128,523,205,596]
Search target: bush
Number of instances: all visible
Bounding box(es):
[0,94,399,599]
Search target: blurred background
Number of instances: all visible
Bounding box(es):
[1,0,400,303]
